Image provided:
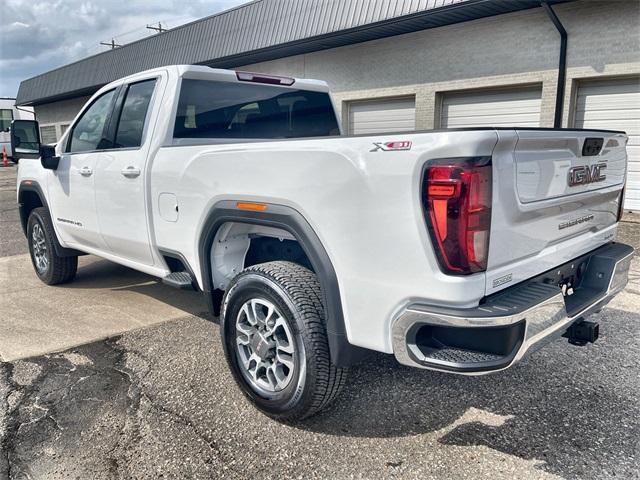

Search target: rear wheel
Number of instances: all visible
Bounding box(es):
[27,207,77,285]
[220,261,347,421]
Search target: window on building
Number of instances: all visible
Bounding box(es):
[40,125,57,144]
[60,124,70,136]
[114,80,156,148]
[68,89,116,153]
[173,79,339,140]
[0,109,13,132]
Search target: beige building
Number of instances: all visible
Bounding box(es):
[17,0,640,209]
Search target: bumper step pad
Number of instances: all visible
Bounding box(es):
[424,346,503,364]
[162,271,196,290]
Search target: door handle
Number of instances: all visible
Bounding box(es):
[79,166,93,177]
[121,166,141,178]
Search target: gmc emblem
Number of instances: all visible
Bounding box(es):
[568,163,607,187]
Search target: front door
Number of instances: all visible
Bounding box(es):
[94,79,157,265]
[47,89,117,251]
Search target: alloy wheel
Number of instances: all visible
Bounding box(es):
[32,222,49,274]
[235,298,296,394]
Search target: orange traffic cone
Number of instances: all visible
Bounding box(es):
[1,146,8,167]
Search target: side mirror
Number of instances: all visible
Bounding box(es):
[40,145,60,170]
[10,120,41,159]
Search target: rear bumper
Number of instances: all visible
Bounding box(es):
[392,242,634,374]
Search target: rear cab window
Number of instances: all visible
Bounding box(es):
[173,79,340,140]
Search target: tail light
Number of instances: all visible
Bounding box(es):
[422,157,492,275]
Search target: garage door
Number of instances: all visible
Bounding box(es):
[440,86,542,128]
[574,77,640,211]
[39,125,58,144]
[348,97,415,135]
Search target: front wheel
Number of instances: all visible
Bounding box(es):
[27,207,77,285]
[220,261,347,421]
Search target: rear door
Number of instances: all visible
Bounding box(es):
[94,78,158,265]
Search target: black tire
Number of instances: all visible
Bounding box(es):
[220,261,347,421]
[27,207,77,285]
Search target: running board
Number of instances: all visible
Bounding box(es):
[162,272,196,290]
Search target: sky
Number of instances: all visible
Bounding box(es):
[0,0,249,98]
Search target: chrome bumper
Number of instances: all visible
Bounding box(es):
[392,243,634,375]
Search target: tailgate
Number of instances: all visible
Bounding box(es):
[486,129,627,295]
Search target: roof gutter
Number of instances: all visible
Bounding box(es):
[542,1,568,128]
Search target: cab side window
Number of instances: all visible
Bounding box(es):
[114,80,156,148]
[68,90,116,153]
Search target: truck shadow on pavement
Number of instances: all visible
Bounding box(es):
[300,306,640,478]
[65,257,213,320]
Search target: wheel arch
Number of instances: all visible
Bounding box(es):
[18,181,83,258]
[198,200,369,367]
[18,181,46,236]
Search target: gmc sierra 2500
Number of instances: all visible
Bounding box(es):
[11,66,633,420]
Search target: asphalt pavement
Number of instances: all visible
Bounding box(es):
[1,164,639,479]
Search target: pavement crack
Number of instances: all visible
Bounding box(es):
[0,363,16,480]
[100,338,144,480]
[143,389,222,455]
[134,388,246,478]
[112,345,222,455]
[110,343,245,478]
[0,360,44,480]
[0,339,132,479]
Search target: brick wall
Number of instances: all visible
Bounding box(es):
[241,0,640,130]
[34,1,640,132]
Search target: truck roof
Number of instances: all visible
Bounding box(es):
[106,65,331,93]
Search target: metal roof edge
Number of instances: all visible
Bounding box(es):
[17,0,575,106]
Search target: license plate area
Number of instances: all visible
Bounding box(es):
[535,243,631,317]
[538,258,589,298]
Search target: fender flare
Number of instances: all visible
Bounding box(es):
[198,200,369,367]
[18,181,83,258]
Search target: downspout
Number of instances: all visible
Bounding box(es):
[542,1,568,128]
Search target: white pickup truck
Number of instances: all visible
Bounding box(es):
[12,65,633,420]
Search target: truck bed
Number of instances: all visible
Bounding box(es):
[152,126,627,353]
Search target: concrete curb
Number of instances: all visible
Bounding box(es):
[622,212,640,224]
